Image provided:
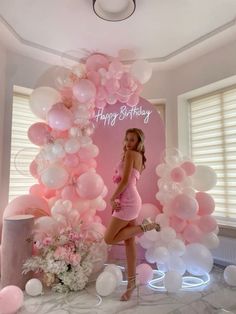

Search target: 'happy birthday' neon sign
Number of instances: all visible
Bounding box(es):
[94,105,152,126]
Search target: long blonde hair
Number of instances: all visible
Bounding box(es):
[122,128,147,169]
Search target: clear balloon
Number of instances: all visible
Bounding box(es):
[29,87,61,120]
[223,265,236,286]
[131,60,152,84]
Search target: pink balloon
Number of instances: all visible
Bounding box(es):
[105,78,120,94]
[108,60,123,77]
[86,54,109,72]
[180,161,196,176]
[198,215,217,233]
[29,184,45,197]
[0,285,24,314]
[196,192,215,216]
[171,194,199,220]
[170,216,187,233]
[73,79,96,103]
[61,185,79,202]
[76,171,104,199]
[4,194,50,218]
[95,99,107,109]
[137,203,161,224]
[96,86,108,100]
[170,167,186,182]
[27,122,52,146]
[85,158,97,168]
[72,163,90,176]
[87,71,101,86]
[136,263,153,284]
[29,159,39,178]
[47,103,73,131]
[183,224,203,243]
[127,93,139,107]
[64,154,79,168]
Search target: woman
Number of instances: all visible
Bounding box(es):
[104,128,160,301]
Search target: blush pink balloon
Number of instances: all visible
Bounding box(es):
[47,103,73,131]
[0,285,24,314]
[61,185,79,202]
[96,86,108,101]
[73,79,96,103]
[137,203,161,224]
[198,215,218,233]
[29,184,45,197]
[127,93,139,107]
[76,171,104,199]
[3,194,50,218]
[108,60,123,77]
[196,192,215,216]
[136,263,153,284]
[170,167,186,182]
[64,154,79,168]
[180,161,196,176]
[171,194,199,220]
[86,54,109,72]
[183,224,203,243]
[170,216,187,233]
[105,78,120,94]
[72,163,90,177]
[87,71,101,86]
[29,159,39,178]
[27,122,52,146]
[95,99,107,109]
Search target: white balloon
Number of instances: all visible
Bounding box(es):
[25,278,43,296]
[155,214,169,228]
[144,229,161,241]
[168,239,186,257]
[138,235,154,249]
[164,271,182,293]
[201,232,220,249]
[192,165,217,191]
[160,227,176,244]
[223,265,236,286]
[153,246,170,264]
[183,243,213,275]
[167,256,186,275]
[41,165,69,189]
[29,87,61,120]
[145,247,157,264]
[104,264,123,286]
[96,271,117,296]
[64,138,80,154]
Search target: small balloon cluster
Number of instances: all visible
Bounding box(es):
[138,149,220,292]
[95,263,154,297]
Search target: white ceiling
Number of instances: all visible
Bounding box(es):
[0,0,236,68]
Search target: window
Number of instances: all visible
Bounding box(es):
[188,85,236,224]
[9,89,37,201]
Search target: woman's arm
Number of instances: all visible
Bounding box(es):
[110,150,135,202]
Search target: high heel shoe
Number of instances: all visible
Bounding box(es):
[140,218,160,232]
[120,275,140,302]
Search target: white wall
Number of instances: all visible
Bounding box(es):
[0,44,6,221]
[142,40,236,149]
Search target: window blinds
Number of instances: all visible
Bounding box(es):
[9,93,38,201]
[189,85,236,223]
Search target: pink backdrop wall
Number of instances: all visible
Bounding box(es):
[93,97,165,225]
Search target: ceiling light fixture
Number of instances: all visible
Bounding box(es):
[93,0,136,22]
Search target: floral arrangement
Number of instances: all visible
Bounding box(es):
[23,224,106,293]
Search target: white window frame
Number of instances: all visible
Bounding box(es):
[177,75,236,228]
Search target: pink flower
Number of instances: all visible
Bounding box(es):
[42,237,53,246]
[54,246,67,259]
[69,253,81,266]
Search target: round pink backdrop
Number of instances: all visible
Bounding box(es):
[92,97,165,224]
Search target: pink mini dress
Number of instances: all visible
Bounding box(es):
[112,161,142,221]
